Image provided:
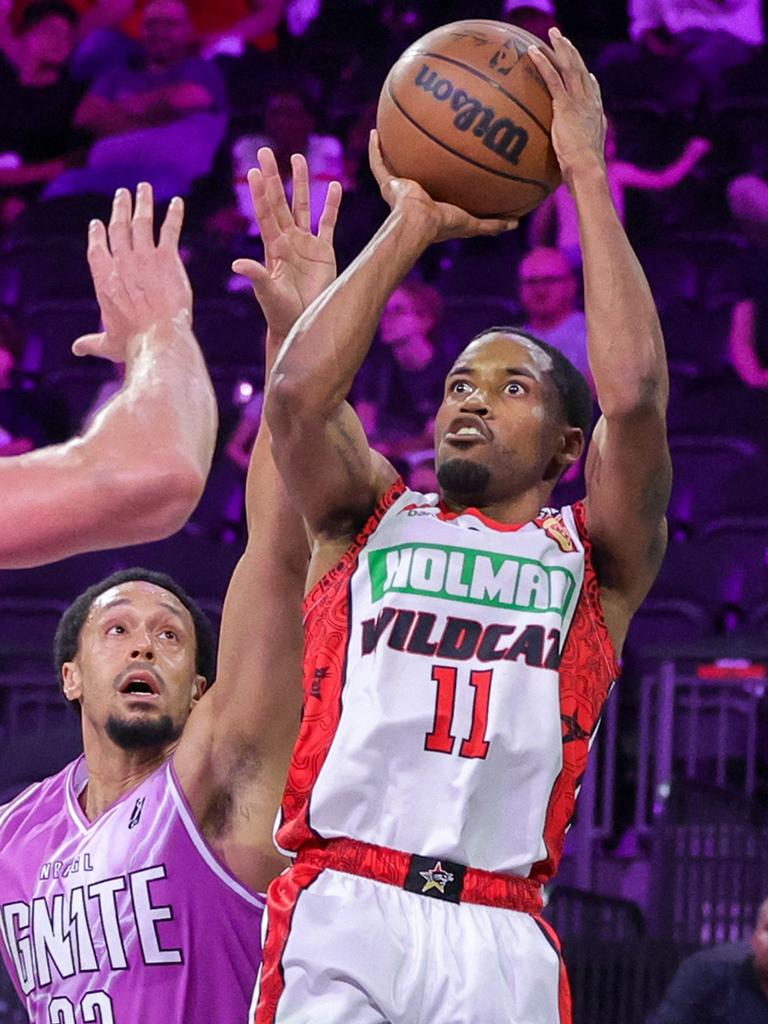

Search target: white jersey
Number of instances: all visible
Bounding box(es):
[275,481,617,880]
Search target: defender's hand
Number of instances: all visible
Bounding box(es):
[368,130,518,243]
[72,182,192,363]
[232,147,342,344]
[528,29,607,187]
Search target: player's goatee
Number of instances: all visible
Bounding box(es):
[437,458,491,498]
[106,714,182,750]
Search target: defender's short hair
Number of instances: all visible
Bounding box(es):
[54,568,217,713]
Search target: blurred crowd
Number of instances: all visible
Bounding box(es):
[0,0,766,538]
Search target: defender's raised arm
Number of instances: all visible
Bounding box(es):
[0,184,217,568]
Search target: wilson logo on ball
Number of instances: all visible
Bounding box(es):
[414,63,529,166]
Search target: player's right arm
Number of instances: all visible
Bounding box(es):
[0,184,217,568]
[264,133,517,558]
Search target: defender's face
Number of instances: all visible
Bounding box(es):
[433,333,572,503]
[62,581,204,741]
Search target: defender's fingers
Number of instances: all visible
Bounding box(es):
[246,167,282,254]
[291,153,311,231]
[257,147,293,231]
[107,187,132,255]
[86,218,111,281]
[158,195,185,251]
[72,331,108,359]
[131,181,155,250]
[317,180,342,244]
[528,45,566,100]
[231,258,271,299]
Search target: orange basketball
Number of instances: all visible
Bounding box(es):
[376,20,561,218]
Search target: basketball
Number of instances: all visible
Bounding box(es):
[376,20,561,218]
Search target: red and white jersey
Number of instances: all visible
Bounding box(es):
[276,480,618,882]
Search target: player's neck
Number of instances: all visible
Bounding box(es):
[79,738,175,821]
[440,487,551,525]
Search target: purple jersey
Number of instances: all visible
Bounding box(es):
[0,756,265,1023]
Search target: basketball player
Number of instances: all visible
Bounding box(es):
[0,153,342,1022]
[252,29,671,1024]
[2,183,217,568]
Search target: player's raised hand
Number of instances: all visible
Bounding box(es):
[72,182,193,363]
[368,129,518,242]
[528,29,607,186]
[231,147,342,342]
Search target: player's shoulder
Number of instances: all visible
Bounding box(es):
[0,759,78,838]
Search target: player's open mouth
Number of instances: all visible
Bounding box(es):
[444,416,491,446]
[117,671,161,698]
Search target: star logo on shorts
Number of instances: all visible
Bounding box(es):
[419,861,454,894]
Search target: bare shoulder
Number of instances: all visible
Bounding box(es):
[305,449,400,592]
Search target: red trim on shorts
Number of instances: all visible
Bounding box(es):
[530,501,619,884]
[534,916,573,1024]
[276,479,406,853]
[253,862,324,1024]
[295,837,543,914]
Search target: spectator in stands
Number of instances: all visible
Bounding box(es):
[601,0,763,93]
[647,898,768,1023]
[517,246,592,387]
[728,294,768,392]
[46,0,227,200]
[531,121,710,269]
[0,313,54,454]
[352,279,447,462]
[0,1,85,216]
[229,85,342,237]
[501,0,558,40]
[727,175,768,250]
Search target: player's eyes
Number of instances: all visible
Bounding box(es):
[159,629,178,641]
[506,381,526,395]
[106,624,126,635]
[451,380,472,394]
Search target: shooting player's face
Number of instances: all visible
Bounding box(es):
[434,333,577,505]
[62,582,205,748]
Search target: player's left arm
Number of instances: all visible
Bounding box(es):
[531,31,672,654]
[174,153,341,888]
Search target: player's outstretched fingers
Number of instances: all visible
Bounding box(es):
[86,217,111,283]
[158,195,185,252]
[246,167,282,254]
[72,331,108,359]
[317,180,342,245]
[108,187,133,256]
[131,181,155,251]
[291,153,311,232]
[548,28,589,99]
[231,257,270,299]
[528,45,566,100]
[257,146,293,231]
[368,129,393,190]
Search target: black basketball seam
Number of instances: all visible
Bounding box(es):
[386,83,550,196]
[412,49,551,136]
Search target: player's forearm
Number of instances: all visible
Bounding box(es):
[269,204,435,421]
[245,328,307,575]
[89,321,217,521]
[573,157,668,417]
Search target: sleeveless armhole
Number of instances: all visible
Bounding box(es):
[302,477,407,623]
[569,500,620,681]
